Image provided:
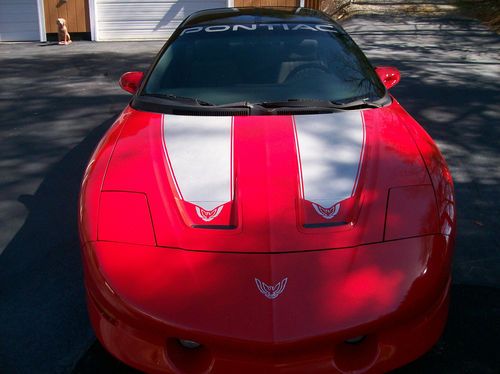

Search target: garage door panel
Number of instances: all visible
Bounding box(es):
[99,22,183,30]
[0,0,40,41]
[96,0,227,41]
[0,23,39,33]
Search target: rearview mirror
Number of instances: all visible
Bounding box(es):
[375,66,400,90]
[119,71,144,94]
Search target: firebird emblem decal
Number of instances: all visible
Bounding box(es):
[255,278,288,300]
[195,205,223,222]
[312,202,340,219]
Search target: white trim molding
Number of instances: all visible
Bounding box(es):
[300,0,305,7]
[227,0,234,7]
[88,0,98,41]
[36,0,47,42]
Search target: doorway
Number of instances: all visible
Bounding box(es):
[43,0,90,39]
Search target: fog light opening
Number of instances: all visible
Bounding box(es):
[344,335,366,345]
[178,339,201,349]
[333,334,379,372]
[166,338,213,374]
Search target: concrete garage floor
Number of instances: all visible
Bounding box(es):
[0,15,499,374]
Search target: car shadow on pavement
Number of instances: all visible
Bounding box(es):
[395,284,500,373]
[0,116,117,374]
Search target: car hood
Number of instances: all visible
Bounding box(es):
[102,102,430,252]
[89,234,450,345]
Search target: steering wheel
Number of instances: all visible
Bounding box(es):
[285,64,329,83]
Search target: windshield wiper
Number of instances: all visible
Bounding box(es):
[256,98,384,110]
[138,95,386,115]
[330,98,384,109]
[215,101,254,109]
[142,96,265,111]
[257,99,331,108]
[142,93,215,106]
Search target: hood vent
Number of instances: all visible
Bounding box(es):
[303,222,348,229]
[171,108,249,116]
[274,108,336,115]
[191,225,237,230]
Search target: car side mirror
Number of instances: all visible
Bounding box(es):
[119,71,144,94]
[375,66,400,90]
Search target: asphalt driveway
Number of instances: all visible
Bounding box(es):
[0,14,499,374]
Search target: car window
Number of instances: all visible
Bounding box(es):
[143,24,385,106]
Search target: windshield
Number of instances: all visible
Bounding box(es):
[143,23,385,106]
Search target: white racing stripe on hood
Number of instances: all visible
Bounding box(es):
[163,115,233,210]
[294,111,364,208]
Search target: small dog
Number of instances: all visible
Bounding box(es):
[57,18,72,45]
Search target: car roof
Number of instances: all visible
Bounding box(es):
[182,7,336,28]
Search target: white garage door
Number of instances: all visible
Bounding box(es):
[95,0,227,41]
[0,0,40,41]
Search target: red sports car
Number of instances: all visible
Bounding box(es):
[79,7,456,373]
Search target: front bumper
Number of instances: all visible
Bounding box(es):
[81,234,453,373]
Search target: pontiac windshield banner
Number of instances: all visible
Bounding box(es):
[180,24,340,36]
